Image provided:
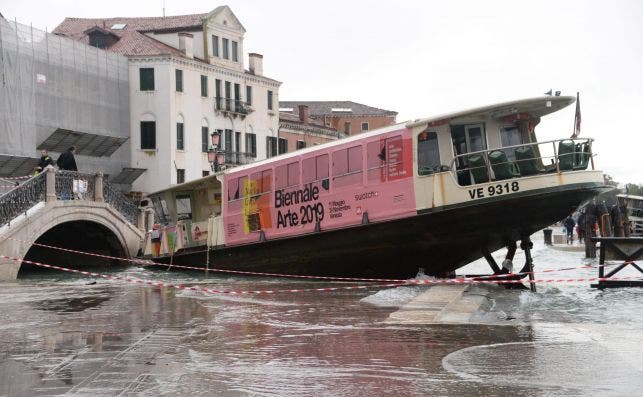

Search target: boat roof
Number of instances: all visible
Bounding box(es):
[149,173,220,196]
[149,95,576,194]
[406,95,575,127]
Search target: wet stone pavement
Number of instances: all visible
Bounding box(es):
[2,239,643,396]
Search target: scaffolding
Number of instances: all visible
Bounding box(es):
[0,17,130,179]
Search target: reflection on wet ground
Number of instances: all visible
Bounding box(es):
[1,234,643,395]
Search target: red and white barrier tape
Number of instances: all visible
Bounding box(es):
[3,235,632,284]
[3,254,642,295]
[0,254,407,294]
[1,185,21,189]
[3,236,405,283]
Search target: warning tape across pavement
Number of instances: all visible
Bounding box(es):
[1,254,641,296]
[2,235,631,283]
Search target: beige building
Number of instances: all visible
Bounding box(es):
[277,105,345,156]
[54,6,281,194]
[279,101,397,136]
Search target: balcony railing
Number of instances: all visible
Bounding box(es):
[446,138,595,186]
[220,150,256,166]
[214,97,253,116]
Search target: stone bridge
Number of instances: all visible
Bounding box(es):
[0,168,150,280]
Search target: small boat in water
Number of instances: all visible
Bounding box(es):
[140,96,608,278]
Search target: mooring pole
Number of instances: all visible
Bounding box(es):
[520,237,536,292]
[584,202,597,259]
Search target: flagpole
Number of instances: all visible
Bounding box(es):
[572,91,581,138]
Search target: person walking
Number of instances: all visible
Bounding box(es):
[564,215,576,244]
[56,146,78,171]
[34,149,54,174]
[577,211,585,243]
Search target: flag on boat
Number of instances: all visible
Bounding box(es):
[572,92,581,138]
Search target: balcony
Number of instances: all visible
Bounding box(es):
[214,97,253,119]
[220,150,256,167]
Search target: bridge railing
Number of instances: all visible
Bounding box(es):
[103,181,139,225]
[0,172,47,227]
[0,168,141,228]
[55,171,96,201]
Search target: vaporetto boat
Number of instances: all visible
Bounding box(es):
[141,96,608,278]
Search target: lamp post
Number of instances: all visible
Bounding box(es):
[208,131,225,172]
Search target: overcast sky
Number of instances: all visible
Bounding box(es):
[2,0,641,184]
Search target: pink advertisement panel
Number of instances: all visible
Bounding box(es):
[223,128,416,246]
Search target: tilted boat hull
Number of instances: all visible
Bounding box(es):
[152,182,606,279]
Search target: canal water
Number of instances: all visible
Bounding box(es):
[1,234,642,396]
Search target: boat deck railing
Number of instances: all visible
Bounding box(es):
[448,138,595,186]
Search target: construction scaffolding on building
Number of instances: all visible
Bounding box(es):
[0,17,133,184]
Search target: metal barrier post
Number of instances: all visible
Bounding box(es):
[553,141,560,173]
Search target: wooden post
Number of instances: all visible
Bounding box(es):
[584,203,597,258]
[519,238,536,292]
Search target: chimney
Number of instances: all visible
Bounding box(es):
[178,32,194,59]
[298,105,309,125]
[248,53,263,76]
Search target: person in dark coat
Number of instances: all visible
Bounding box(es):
[56,146,78,171]
[564,215,576,244]
[34,149,54,174]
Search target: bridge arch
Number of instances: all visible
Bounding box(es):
[1,201,143,279]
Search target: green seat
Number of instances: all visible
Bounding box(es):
[558,140,575,171]
[488,150,520,180]
[573,142,590,170]
[467,154,489,184]
[514,145,544,176]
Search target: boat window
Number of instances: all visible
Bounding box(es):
[238,175,248,197]
[316,154,329,180]
[418,130,441,175]
[451,124,487,185]
[275,164,287,188]
[500,125,523,161]
[333,145,363,188]
[175,194,192,220]
[262,169,272,192]
[151,196,170,225]
[276,162,299,189]
[302,157,315,183]
[287,162,299,187]
[332,148,348,176]
[227,177,240,201]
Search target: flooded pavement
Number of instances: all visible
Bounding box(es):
[1,234,643,396]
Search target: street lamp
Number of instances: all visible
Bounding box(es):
[208,131,225,172]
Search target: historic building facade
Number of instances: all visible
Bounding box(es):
[277,105,345,155]
[278,101,397,137]
[54,6,281,193]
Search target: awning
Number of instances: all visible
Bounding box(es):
[38,128,129,157]
[0,155,39,177]
[110,167,147,185]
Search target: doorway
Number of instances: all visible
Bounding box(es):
[451,123,487,184]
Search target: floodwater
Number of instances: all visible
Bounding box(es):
[1,234,643,396]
